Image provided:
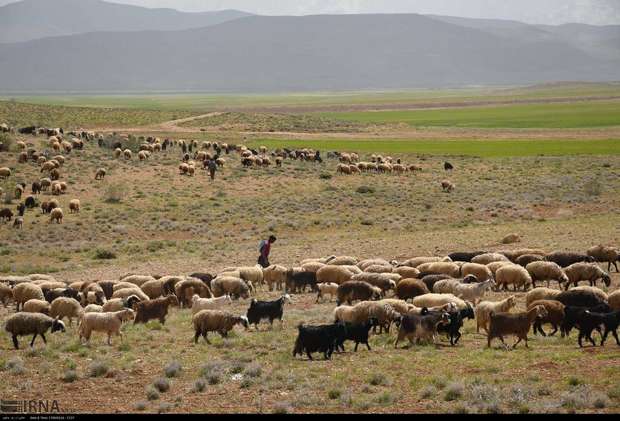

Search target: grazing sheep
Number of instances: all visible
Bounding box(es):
[397,256,447,268]
[364,264,393,274]
[334,302,401,334]
[102,295,141,312]
[300,261,325,273]
[587,245,619,272]
[416,262,461,278]
[555,288,607,309]
[441,180,455,193]
[393,266,421,279]
[420,274,452,291]
[78,309,135,345]
[111,287,150,302]
[69,199,80,213]
[486,261,513,277]
[246,294,292,329]
[121,274,157,287]
[569,286,608,303]
[210,276,250,300]
[394,310,450,348]
[4,313,65,349]
[495,264,533,291]
[0,167,12,179]
[140,279,165,299]
[134,295,179,325]
[544,251,595,268]
[609,290,620,311]
[499,249,547,263]
[460,263,493,282]
[50,297,83,326]
[12,283,45,311]
[192,310,249,344]
[475,295,518,334]
[174,277,212,308]
[13,217,23,229]
[412,293,468,311]
[395,279,430,301]
[526,261,569,288]
[452,279,495,305]
[0,283,13,307]
[487,305,548,349]
[515,254,544,267]
[316,265,355,285]
[23,299,51,315]
[563,263,611,289]
[50,207,63,224]
[357,258,391,270]
[316,283,339,303]
[528,300,565,337]
[336,281,382,305]
[263,265,288,291]
[191,294,233,315]
[472,253,510,265]
[83,304,104,313]
[526,287,562,308]
[113,148,122,159]
[0,208,13,221]
[284,268,318,293]
[350,272,398,296]
[95,168,107,180]
[123,149,132,160]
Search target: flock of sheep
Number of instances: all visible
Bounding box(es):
[1,244,618,358]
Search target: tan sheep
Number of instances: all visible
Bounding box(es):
[140,279,165,299]
[461,263,494,282]
[475,295,518,333]
[315,283,339,303]
[0,167,12,179]
[210,276,251,299]
[568,286,608,303]
[472,253,511,265]
[262,265,288,291]
[12,283,45,311]
[416,262,461,278]
[393,266,421,279]
[398,256,450,267]
[95,168,106,180]
[525,287,562,308]
[495,264,533,291]
[316,265,355,285]
[69,199,80,213]
[192,310,248,344]
[78,309,135,345]
[486,261,513,276]
[50,297,83,326]
[412,293,468,310]
[564,263,611,289]
[50,207,63,223]
[120,275,157,287]
[111,287,150,302]
[123,149,132,160]
[525,261,569,288]
[587,245,619,272]
[23,299,51,315]
[609,290,620,311]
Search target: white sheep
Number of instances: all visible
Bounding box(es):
[191,294,233,315]
[78,309,135,345]
[315,283,339,303]
[50,297,83,326]
[495,264,533,291]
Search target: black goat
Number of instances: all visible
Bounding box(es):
[246,294,291,329]
[335,319,378,352]
[292,322,346,360]
[576,310,620,347]
[189,273,214,289]
[43,287,80,303]
[444,162,454,171]
[437,304,475,345]
[285,269,317,293]
[447,251,485,262]
[560,304,610,337]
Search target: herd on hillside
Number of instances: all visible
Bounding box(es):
[0,123,458,230]
[0,246,619,358]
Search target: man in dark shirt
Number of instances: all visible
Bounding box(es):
[207,159,217,181]
[258,235,277,268]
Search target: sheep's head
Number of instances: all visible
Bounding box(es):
[506,295,517,308]
[238,315,249,329]
[560,273,569,284]
[191,294,200,305]
[282,294,292,305]
[463,274,478,284]
[602,273,611,287]
[51,317,66,333]
[167,295,180,307]
[534,305,548,320]
[120,309,135,322]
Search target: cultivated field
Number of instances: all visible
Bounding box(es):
[0,83,619,414]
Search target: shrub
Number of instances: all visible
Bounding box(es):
[192,379,206,393]
[153,378,170,393]
[444,382,464,401]
[88,360,109,378]
[0,133,13,152]
[164,361,182,378]
[319,173,332,180]
[584,179,602,197]
[145,385,160,401]
[356,185,374,194]
[6,357,26,375]
[103,182,128,204]
[328,389,342,400]
[61,369,78,383]
[420,385,436,399]
[368,373,388,386]
[243,362,262,378]
[93,248,116,260]
[133,401,147,411]
[272,402,292,414]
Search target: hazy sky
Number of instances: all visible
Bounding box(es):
[2,0,620,25]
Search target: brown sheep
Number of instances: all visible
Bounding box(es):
[336,281,381,306]
[395,279,430,301]
[133,295,179,325]
[528,300,565,337]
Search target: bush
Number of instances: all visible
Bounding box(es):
[103,182,128,204]
[164,361,182,378]
[0,133,13,152]
[6,357,26,375]
[88,360,109,378]
[420,385,436,399]
[61,369,78,383]
[153,378,170,393]
[93,248,117,260]
[328,389,342,400]
[192,379,206,393]
[368,373,388,386]
[133,401,147,411]
[356,185,374,194]
[319,173,332,180]
[145,385,160,401]
[584,179,603,197]
[444,382,464,401]
[243,362,262,378]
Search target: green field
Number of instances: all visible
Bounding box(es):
[2,82,620,112]
[325,101,620,129]
[249,139,620,157]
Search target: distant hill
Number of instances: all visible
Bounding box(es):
[0,13,618,93]
[0,0,250,43]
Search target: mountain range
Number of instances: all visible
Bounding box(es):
[0,0,618,93]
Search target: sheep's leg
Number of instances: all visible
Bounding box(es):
[194,331,201,343]
[30,333,38,347]
[203,332,211,344]
[365,341,371,351]
[40,333,47,344]
[549,325,558,336]
[306,351,313,361]
[578,332,584,347]
[513,337,523,349]
[354,342,359,352]
[12,335,19,349]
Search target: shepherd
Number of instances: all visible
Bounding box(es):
[258,235,277,268]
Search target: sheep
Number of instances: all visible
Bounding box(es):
[0,167,12,179]
[587,245,619,272]
[95,168,107,180]
[609,290,620,311]
[113,148,122,159]
[334,302,401,334]
[357,258,391,270]
[123,149,132,160]
[555,288,607,309]
[394,310,450,348]
[13,217,23,229]
[526,287,562,308]
[69,199,80,213]
[460,263,494,282]
[336,281,382,305]
[563,263,611,289]
[472,253,510,265]
[174,277,212,308]
[486,261,513,276]
[50,297,83,326]
[191,294,233,315]
[393,266,421,279]
[316,265,354,285]
[192,310,249,344]
[441,180,455,193]
[4,313,66,349]
[262,265,288,291]
[475,295,518,333]
[50,207,63,224]
[140,279,165,299]
[350,272,398,296]
[0,208,13,221]
[412,293,469,311]
[364,264,393,274]
[284,268,318,293]
[83,304,104,313]
[526,261,569,288]
[495,264,533,291]
[328,256,358,266]
[234,265,264,286]
[544,251,595,268]
[487,305,548,349]
[12,282,45,311]
[300,261,325,273]
[419,274,452,291]
[452,279,495,305]
[416,262,461,278]
[499,248,547,263]
[210,276,250,300]
[528,300,565,337]
[120,274,157,287]
[395,279,430,301]
[246,294,292,329]
[569,286,608,303]
[515,254,544,267]
[315,283,339,303]
[0,283,13,307]
[433,278,464,294]
[78,309,135,345]
[111,287,150,302]
[23,299,51,315]
[102,295,141,312]
[133,295,179,325]
[292,323,344,360]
